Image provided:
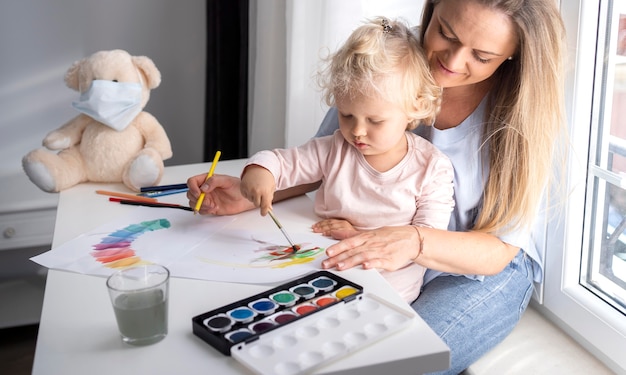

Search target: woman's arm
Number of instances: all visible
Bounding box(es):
[188,107,338,215]
[274,182,321,201]
[321,225,519,276]
[186,173,321,215]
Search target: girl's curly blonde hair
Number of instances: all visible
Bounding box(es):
[317,16,441,129]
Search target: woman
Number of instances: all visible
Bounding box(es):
[187,0,566,373]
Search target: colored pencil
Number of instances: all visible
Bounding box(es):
[267,210,298,253]
[138,188,189,197]
[96,190,157,203]
[109,197,193,211]
[139,183,188,192]
[194,151,222,215]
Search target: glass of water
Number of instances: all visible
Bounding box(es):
[106,264,170,346]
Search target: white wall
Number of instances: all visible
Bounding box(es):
[0,0,207,179]
[248,0,287,154]
[0,0,206,327]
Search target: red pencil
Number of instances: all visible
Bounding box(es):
[96,189,157,203]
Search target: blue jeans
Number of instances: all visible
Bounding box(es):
[411,250,535,375]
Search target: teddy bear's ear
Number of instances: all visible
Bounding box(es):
[64,59,84,91]
[133,56,162,89]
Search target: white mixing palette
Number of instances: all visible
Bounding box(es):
[230,293,416,375]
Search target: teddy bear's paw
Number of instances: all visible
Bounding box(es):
[22,155,58,192]
[43,132,71,150]
[125,152,164,191]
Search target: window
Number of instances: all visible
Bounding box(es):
[541,1,626,372]
[581,0,626,316]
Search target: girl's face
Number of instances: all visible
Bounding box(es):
[423,0,518,89]
[336,92,410,171]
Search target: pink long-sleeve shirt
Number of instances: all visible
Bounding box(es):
[247,130,454,302]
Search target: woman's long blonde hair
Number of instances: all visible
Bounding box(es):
[421,0,567,233]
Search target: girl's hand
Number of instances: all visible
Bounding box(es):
[321,226,421,271]
[186,174,255,215]
[240,165,276,216]
[312,219,359,239]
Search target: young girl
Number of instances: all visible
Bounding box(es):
[239,17,454,303]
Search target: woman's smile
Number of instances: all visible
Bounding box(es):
[435,57,460,76]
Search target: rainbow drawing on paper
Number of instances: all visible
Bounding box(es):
[90,219,170,268]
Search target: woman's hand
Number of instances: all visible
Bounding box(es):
[321,226,421,271]
[186,173,255,215]
[240,165,276,216]
[312,219,359,239]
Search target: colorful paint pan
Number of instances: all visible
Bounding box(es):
[191,270,364,357]
[308,276,337,292]
[292,303,317,315]
[289,284,317,299]
[225,328,254,343]
[334,286,359,300]
[227,306,257,323]
[269,291,298,307]
[268,311,298,325]
[313,295,337,307]
[203,314,233,333]
[249,320,276,334]
[248,298,278,315]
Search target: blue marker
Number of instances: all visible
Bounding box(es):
[138,188,189,197]
[140,183,188,192]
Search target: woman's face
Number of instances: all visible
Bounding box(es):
[423,0,518,89]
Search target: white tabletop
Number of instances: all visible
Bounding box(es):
[32,159,449,375]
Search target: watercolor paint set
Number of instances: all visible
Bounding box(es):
[192,270,416,375]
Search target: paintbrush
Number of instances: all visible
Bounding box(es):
[267,210,298,253]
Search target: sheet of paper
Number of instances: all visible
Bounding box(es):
[30,196,338,284]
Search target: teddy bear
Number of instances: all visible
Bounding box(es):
[22,49,173,193]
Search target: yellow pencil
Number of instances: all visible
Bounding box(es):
[194,150,221,214]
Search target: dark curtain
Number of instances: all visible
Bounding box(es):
[205,0,249,161]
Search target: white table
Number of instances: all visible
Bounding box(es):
[32,159,449,375]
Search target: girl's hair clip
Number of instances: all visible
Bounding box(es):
[381,18,392,34]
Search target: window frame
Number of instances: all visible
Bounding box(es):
[538,1,626,372]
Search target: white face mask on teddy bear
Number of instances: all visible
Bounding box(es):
[72,72,143,131]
